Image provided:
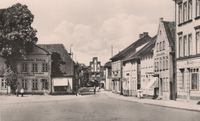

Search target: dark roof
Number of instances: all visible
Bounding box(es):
[104,61,111,68]
[38,44,74,76]
[163,21,175,49]
[110,35,152,61]
[123,36,156,62]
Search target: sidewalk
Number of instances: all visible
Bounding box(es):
[102,91,200,112]
[0,94,88,105]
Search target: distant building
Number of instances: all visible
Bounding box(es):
[38,44,74,94]
[104,61,112,91]
[0,56,7,94]
[122,33,152,96]
[88,57,104,87]
[174,0,200,100]
[153,18,176,100]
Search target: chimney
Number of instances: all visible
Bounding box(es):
[160,17,164,22]
[139,32,148,39]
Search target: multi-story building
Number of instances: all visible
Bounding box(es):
[139,36,157,97]
[154,18,176,100]
[122,33,152,96]
[15,45,52,94]
[174,0,200,100]
[39,44,74,94]
[104,61,112,91]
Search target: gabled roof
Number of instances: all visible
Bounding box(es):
[123,35,156,62]
[38,44,74,76]
[163,21,175,49]
[110,35,152,61]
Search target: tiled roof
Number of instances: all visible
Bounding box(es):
[163,21,175,50]
[38,44,74,77]
[123,36,156,62]
[110,35,152,61]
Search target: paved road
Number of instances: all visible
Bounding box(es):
[0,93,200,121]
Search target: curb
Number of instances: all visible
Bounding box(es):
[104,92,200,112]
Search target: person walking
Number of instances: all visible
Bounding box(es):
[20,88,24,97]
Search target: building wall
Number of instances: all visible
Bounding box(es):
[154,21,174,100]
[140,54,154,95]
[111,60,122,93]
[175,0,200,100]
[15,54,51,94]
[0,57,7,94]
[123,61,138,96]
[105,68,112,91]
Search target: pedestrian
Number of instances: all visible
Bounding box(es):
[15,88,19,97]
[20,88,24,97]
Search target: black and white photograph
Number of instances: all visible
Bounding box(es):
[0,0,200,121]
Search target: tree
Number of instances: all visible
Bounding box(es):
[0,3,38,92]
[51,52,64,77]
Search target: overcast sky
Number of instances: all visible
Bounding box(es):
[0,0,174,65]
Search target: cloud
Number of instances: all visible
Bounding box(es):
[39,13,159,65]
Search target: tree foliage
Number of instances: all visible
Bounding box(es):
[0,3,38,60]
[0,3,38,92]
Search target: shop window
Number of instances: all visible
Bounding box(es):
[41,79,48,90]
[191,71,199,90]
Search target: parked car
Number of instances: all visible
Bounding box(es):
[78,87,95,95]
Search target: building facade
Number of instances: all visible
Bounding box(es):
[120,33,152,96]
[15,45,52,94]
[154,18,176,100]
[39,44,74,94]
[104,61,112,91]
[88,57,104,87]
[174,0,200,100]
[139,36,157,97]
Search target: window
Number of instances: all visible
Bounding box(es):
[178,3,183,24]
[42,63,48,72]
[179,36,183,57]
[163,57,166,70]
[183,2,187,22]
[180,69,185,89]
[188,0,192,20]
[188,34,193,55]
[163,41,165,50]
[157,43,159,52]
[159,42,162,51]
[196,31,200,54]
[22,79,27,89]
[32,63,38,72]
[32,79,38,90]
[196,0,200,17]
[160,57,162,71]
[41,79,48,90]
[1,79,6,88]
[191,71,199,90]
[183,35,188,56]
[166,56,168,70]
[22,63,28,72]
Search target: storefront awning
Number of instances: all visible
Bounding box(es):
[53,78,70,86]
